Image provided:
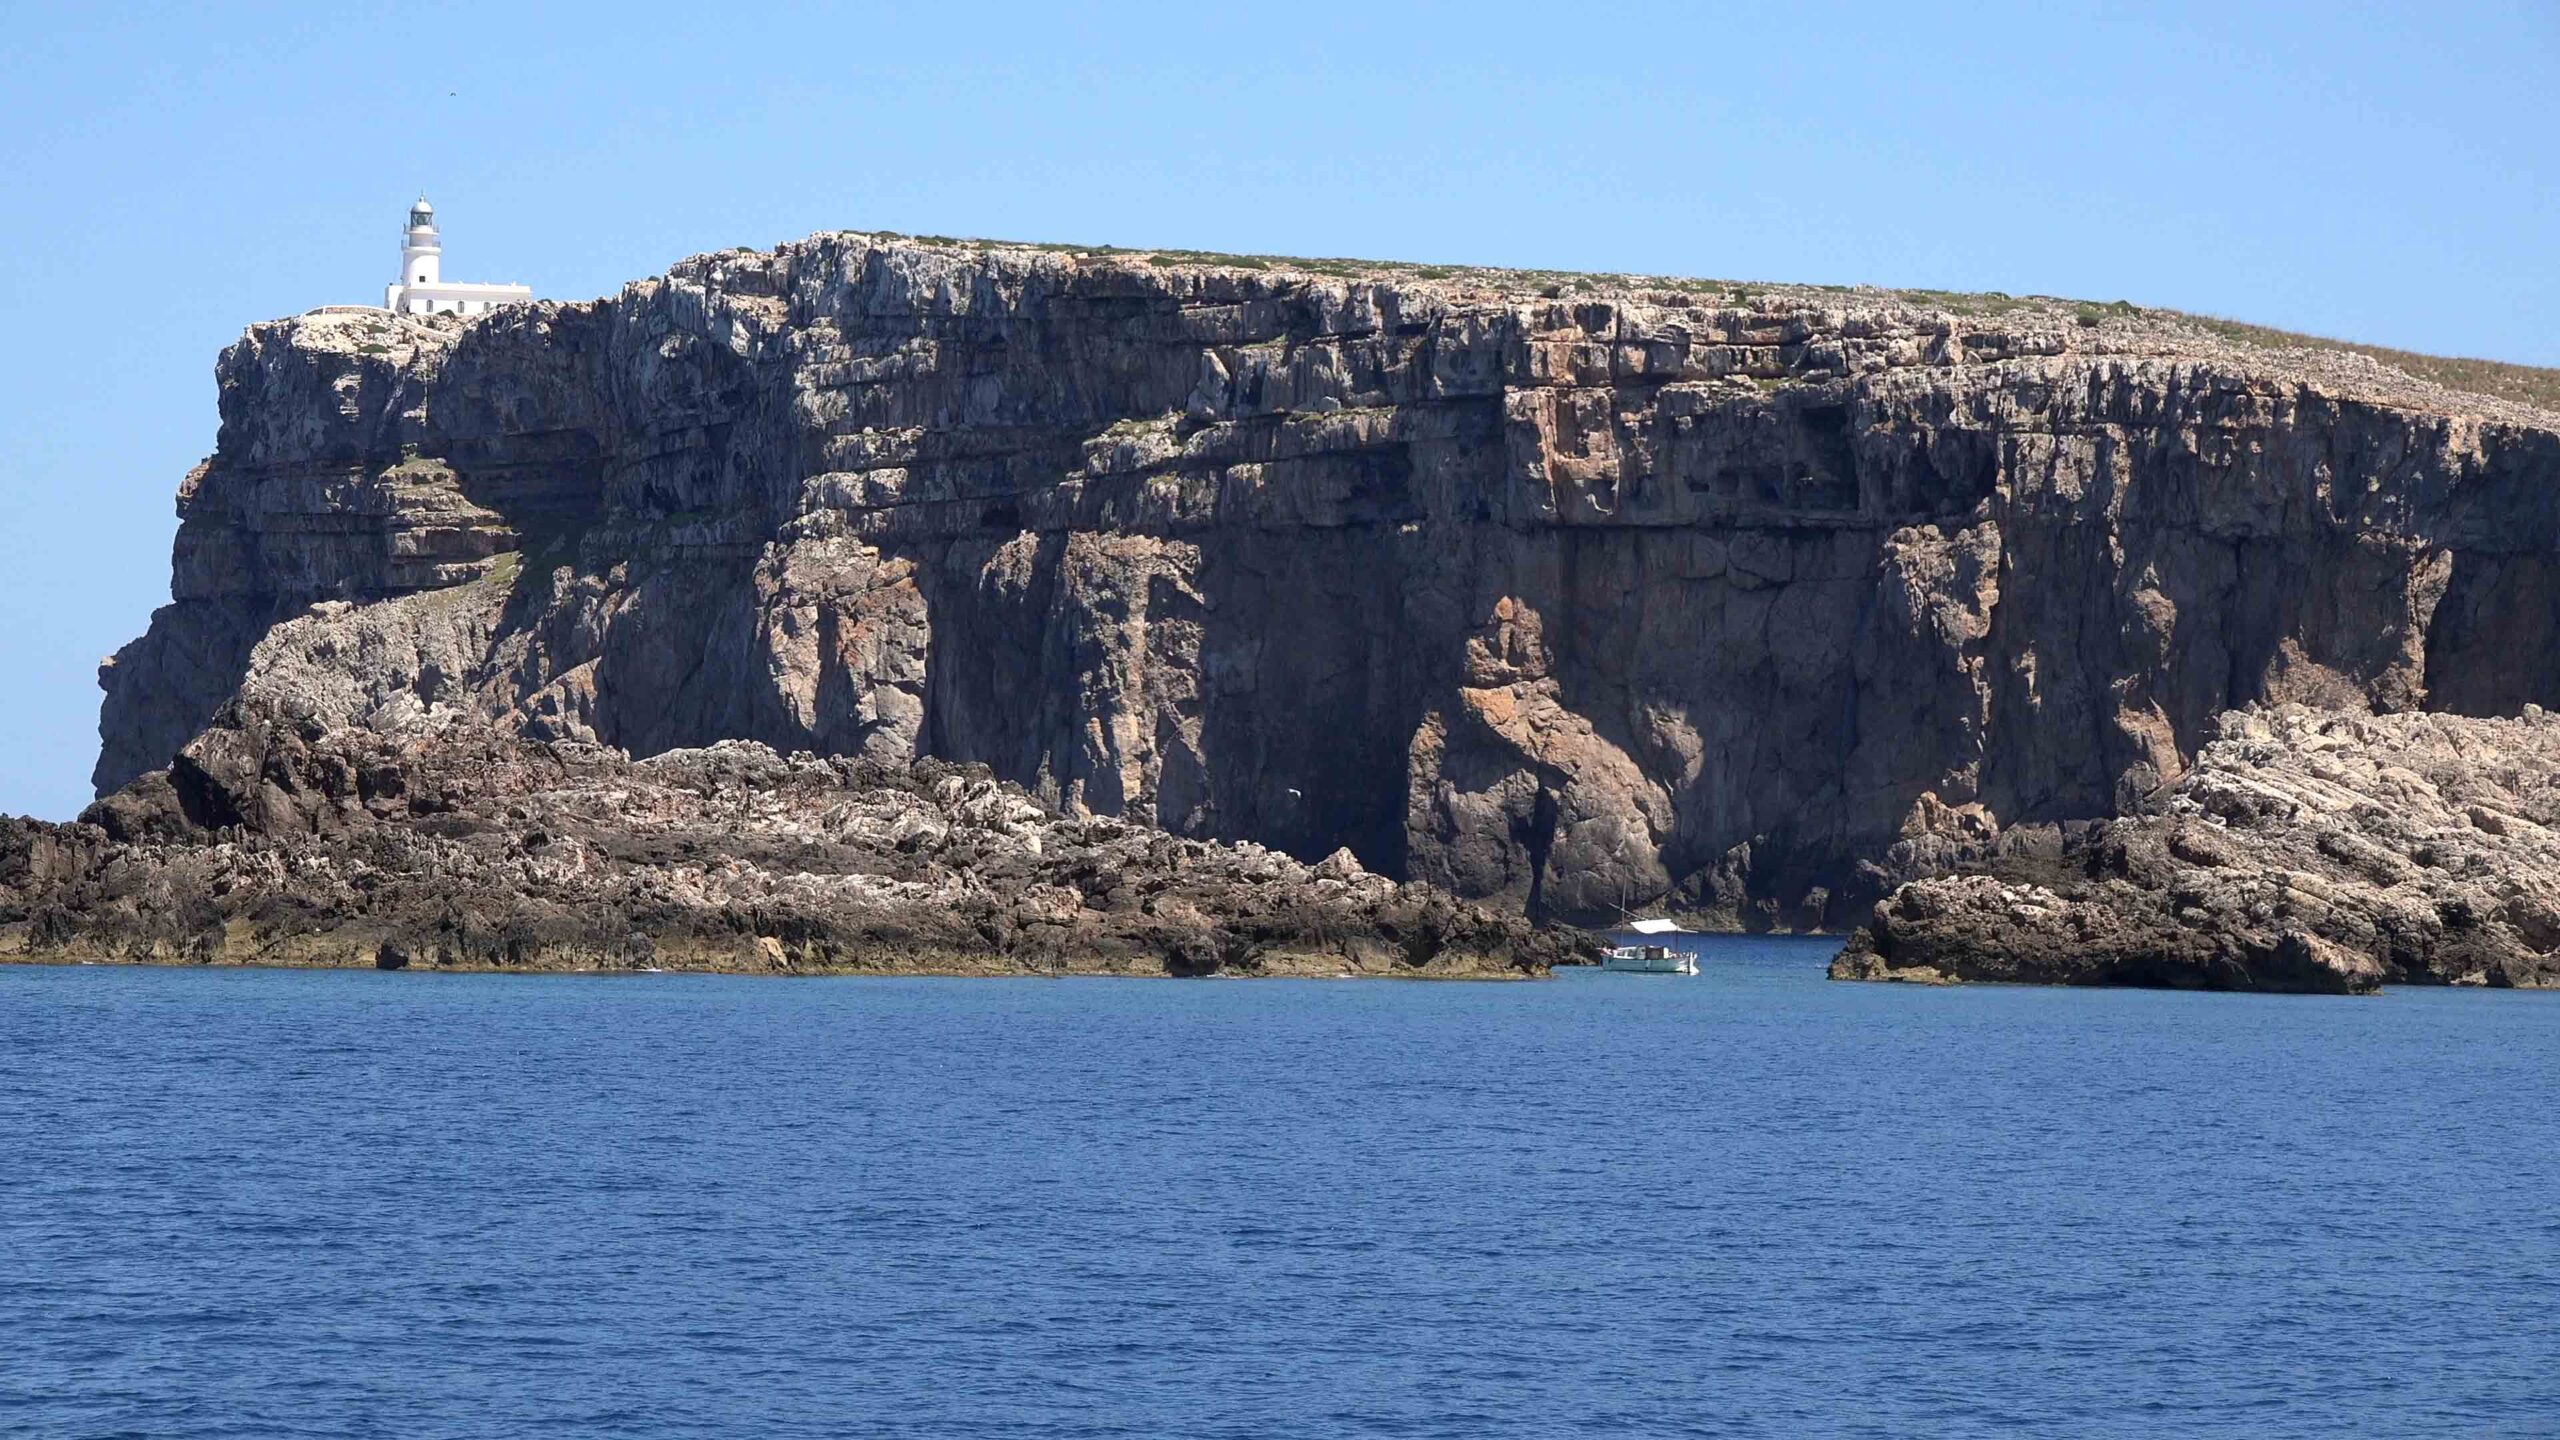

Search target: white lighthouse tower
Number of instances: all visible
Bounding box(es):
[383,196,533,316]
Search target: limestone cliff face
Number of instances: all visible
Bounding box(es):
[96,236,2560,926]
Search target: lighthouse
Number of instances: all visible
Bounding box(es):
[383,197,533,316]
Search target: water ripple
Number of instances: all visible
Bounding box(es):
[1,942,2554,1438]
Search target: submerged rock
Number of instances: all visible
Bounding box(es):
[12,717,1586,978]
[1833,706,2560,993]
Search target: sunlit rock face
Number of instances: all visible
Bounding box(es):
[1833,705,2560,993]
[97,234,2560,926]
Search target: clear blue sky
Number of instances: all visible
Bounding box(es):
[2,1,2553,819]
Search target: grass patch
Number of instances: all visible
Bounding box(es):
[2189,317,2560,413]
[1143,249,1274,271]
[1899,288,2032,318]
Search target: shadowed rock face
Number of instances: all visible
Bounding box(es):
[96,235,2560,927]
[18,717,1578,977]
[1832,706,2560,993]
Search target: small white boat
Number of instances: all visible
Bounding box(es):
[1601,919,1696,974]
[1601,942,1697,974]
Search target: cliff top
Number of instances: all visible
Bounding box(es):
[715,230,2560,428]
[285,228,2560,431]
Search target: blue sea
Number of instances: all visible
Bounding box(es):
[3,939,2555,1438]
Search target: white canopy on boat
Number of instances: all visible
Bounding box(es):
[1627,918,1682,935]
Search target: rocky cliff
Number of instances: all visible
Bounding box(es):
[1831,705,2560,992]
[97,234,2560,928]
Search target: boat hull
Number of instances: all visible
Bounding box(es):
[1600,948,1697,975]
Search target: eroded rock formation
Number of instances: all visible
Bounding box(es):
[1831,706,2560,992]
[95,235,2560,928]
[13,713,1574,977]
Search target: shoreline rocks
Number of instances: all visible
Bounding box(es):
[9,717,1588,980]
[1832,706,2560,993]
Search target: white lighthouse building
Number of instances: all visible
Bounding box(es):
[383,197,533,316]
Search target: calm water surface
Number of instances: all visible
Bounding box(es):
[3,940,2555,1438]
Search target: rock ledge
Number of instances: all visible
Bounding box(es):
[1833,706,2560,993]
[11,718,1585,979]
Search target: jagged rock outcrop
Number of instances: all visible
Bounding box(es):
[15,714,1577,977]
[96,235,2560,927]
[1832,706,2560,992]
